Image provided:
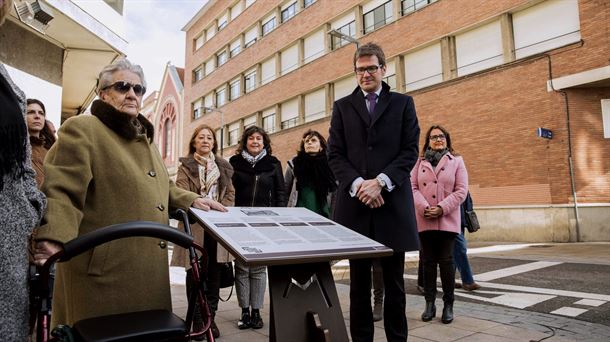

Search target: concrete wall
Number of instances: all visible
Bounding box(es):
[469,205,610,243]
[0,20,63,85]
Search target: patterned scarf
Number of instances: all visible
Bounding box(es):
[241,148,267,166]
[193,152,220,200]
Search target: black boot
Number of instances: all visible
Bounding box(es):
[442,302,454,324]
[421,301,436,322]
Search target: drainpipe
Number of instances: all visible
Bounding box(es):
[545,54,581,242]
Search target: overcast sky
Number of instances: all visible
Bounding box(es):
[124,0,208,94]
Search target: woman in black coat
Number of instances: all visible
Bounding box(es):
[229,126,286,330]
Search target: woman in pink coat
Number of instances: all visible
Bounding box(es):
[411,125,468,324]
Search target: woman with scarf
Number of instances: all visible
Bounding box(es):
[229,126,286,330]
[32,58,226,329]
[26,98,55,188]
[284,129,336,217]
[411,125,468,325]
[170,124,235,339]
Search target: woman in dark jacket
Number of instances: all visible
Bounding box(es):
[284,129,336,217]
[170,124,235,339]
[229,126,286,330]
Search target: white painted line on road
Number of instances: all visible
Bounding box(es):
[550,307,588,317]
[454,291,555,309]
[403,274,610,301]
[574,299,607,307]
[475,261,562,281]
[474,281,610,301]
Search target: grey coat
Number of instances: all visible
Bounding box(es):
[0,64,47,341]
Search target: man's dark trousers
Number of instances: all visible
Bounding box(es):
[350,252,407,342]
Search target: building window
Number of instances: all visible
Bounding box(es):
[193,99,203,119]
[217,51,228,67]
[281,118,298,129]
[244,37,257,48]
[383,74,396,91]
[331,21,356,50]
[262,114,275,133]
[281,3,297,23]
[244,71,257,93]
[218,19,228,31]
[262,17,276,36]
[364,1,393,34]
[193,66,204,82]
[304,0,315,8]
[163,118,172,159]
[215,88,226,107]
[244,25,258,47]
[228,128,239,146]
[230,79,241,100]
[194,35,204,50]
[401,0,435,15]
[230,41,241,57]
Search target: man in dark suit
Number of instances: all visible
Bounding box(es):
[328,43,420,341]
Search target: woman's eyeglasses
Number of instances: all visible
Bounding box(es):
[102,81,146,96]
[429,134,446,141]
[355,65,381,75]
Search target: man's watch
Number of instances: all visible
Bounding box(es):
[376,176,386,189]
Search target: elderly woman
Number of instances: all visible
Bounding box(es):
[33,58,225,328]
[170,124,235,339]
[411,125,468,324]
[230,126,286,330]
[1,2,47,340]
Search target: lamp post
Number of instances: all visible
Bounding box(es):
[204,106,225,156]
[327,29,360,48]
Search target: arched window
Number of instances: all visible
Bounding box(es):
[163,118,172,159]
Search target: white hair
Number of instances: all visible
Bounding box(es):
[96,58,146,94]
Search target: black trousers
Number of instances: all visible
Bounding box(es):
[419,231,457,303]
[186,231,221,322]
[349,252,407,342]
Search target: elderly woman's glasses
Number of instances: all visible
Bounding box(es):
[102,81,146,96]
[429,134,446,141]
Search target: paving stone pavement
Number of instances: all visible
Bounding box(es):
[171,275,610,341]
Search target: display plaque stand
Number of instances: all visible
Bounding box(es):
[189,207,393,342]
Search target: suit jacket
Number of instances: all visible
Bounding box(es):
[328,82,420,252]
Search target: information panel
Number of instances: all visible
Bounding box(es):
[189,207,392,266]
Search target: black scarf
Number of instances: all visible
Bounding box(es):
[292,151,336,203]
[0,73,27,191]
[90,99,154,142]
[424,148,448,167]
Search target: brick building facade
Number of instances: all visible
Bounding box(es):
[182,0,609,242]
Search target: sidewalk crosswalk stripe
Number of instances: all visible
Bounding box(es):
[474,261,562,281]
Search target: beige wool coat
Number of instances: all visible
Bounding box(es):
[170,155,235,268]
[36,100,199,328]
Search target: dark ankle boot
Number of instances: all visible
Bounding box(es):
[421,301,436,322]
[442,302,454,324]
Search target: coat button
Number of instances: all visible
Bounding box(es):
[422,169,426,173]
[434,181,437,184]
[432,195,436,199]
[157,204,165,211]
[441,167,445,171]
[423,183,427,186]
[368,146,373,151]
[148,170,156,177]
[158,240,167,249]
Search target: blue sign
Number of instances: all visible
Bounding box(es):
[537,128,553,139]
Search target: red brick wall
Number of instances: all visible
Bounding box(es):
[184,0,610,206]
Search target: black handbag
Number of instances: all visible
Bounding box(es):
[465,210,480,233]
[218,262,234,302]
[219,262,234,288]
